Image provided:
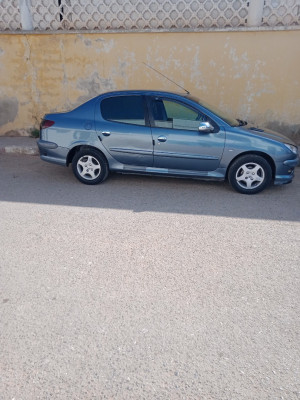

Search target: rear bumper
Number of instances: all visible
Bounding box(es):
[38,140,68,166]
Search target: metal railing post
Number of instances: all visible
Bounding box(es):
[247,0,265,27]
[19,0,33,30]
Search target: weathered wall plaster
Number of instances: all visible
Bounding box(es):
[0,30,299,143]
[0,97,19,127]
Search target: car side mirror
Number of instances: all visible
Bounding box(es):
[198,122,214,133]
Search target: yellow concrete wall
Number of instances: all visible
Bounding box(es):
[0,30,299,143]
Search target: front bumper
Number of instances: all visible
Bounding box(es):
[283,157,299,168]
[274,155,299,185]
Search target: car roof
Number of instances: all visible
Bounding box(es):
[98,90,190,97]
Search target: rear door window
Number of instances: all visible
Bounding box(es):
[100,95,146,126]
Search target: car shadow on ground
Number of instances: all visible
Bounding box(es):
[1,155,299,222]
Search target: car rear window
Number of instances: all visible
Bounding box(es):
[100,95,146,126]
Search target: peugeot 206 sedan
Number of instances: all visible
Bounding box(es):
[38,90,299,194]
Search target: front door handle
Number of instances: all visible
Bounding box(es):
[102,131,111,136]
[157,136,167,143]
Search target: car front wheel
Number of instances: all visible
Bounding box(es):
[228,155,272,194]
[72,148,108,185]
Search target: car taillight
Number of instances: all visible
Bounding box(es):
[41,119,55,129]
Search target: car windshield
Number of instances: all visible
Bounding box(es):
[188,95,240,127]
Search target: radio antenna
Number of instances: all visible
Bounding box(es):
[143,62,190,95]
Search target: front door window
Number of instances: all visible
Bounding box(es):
[151,98,208,131]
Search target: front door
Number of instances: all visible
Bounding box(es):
[149,97,225,172]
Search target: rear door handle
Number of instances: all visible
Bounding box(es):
[157,136,167,143]
[102,131,111,136]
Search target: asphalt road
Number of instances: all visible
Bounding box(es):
[1,155,299,400]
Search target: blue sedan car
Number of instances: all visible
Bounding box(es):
[38,90,299,194]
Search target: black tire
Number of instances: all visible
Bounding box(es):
[72,148,109,185]
[228,154,272,194]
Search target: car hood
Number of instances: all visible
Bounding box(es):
[238,126,297,146]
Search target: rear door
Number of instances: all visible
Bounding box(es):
[149,96,225,172]
[96,94,153,167]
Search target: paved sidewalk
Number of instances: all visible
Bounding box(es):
[0,136,39,155]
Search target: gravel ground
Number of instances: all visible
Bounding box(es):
[0,155,299,400]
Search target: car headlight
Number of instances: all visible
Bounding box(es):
[284,143,298,155]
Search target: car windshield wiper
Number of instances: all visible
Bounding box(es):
[237,119,248,126]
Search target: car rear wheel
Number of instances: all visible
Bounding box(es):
[72,148,108,185]
[228,155,272,194]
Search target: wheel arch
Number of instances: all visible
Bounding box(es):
[225,151,276,180]
[66,145,108,167]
